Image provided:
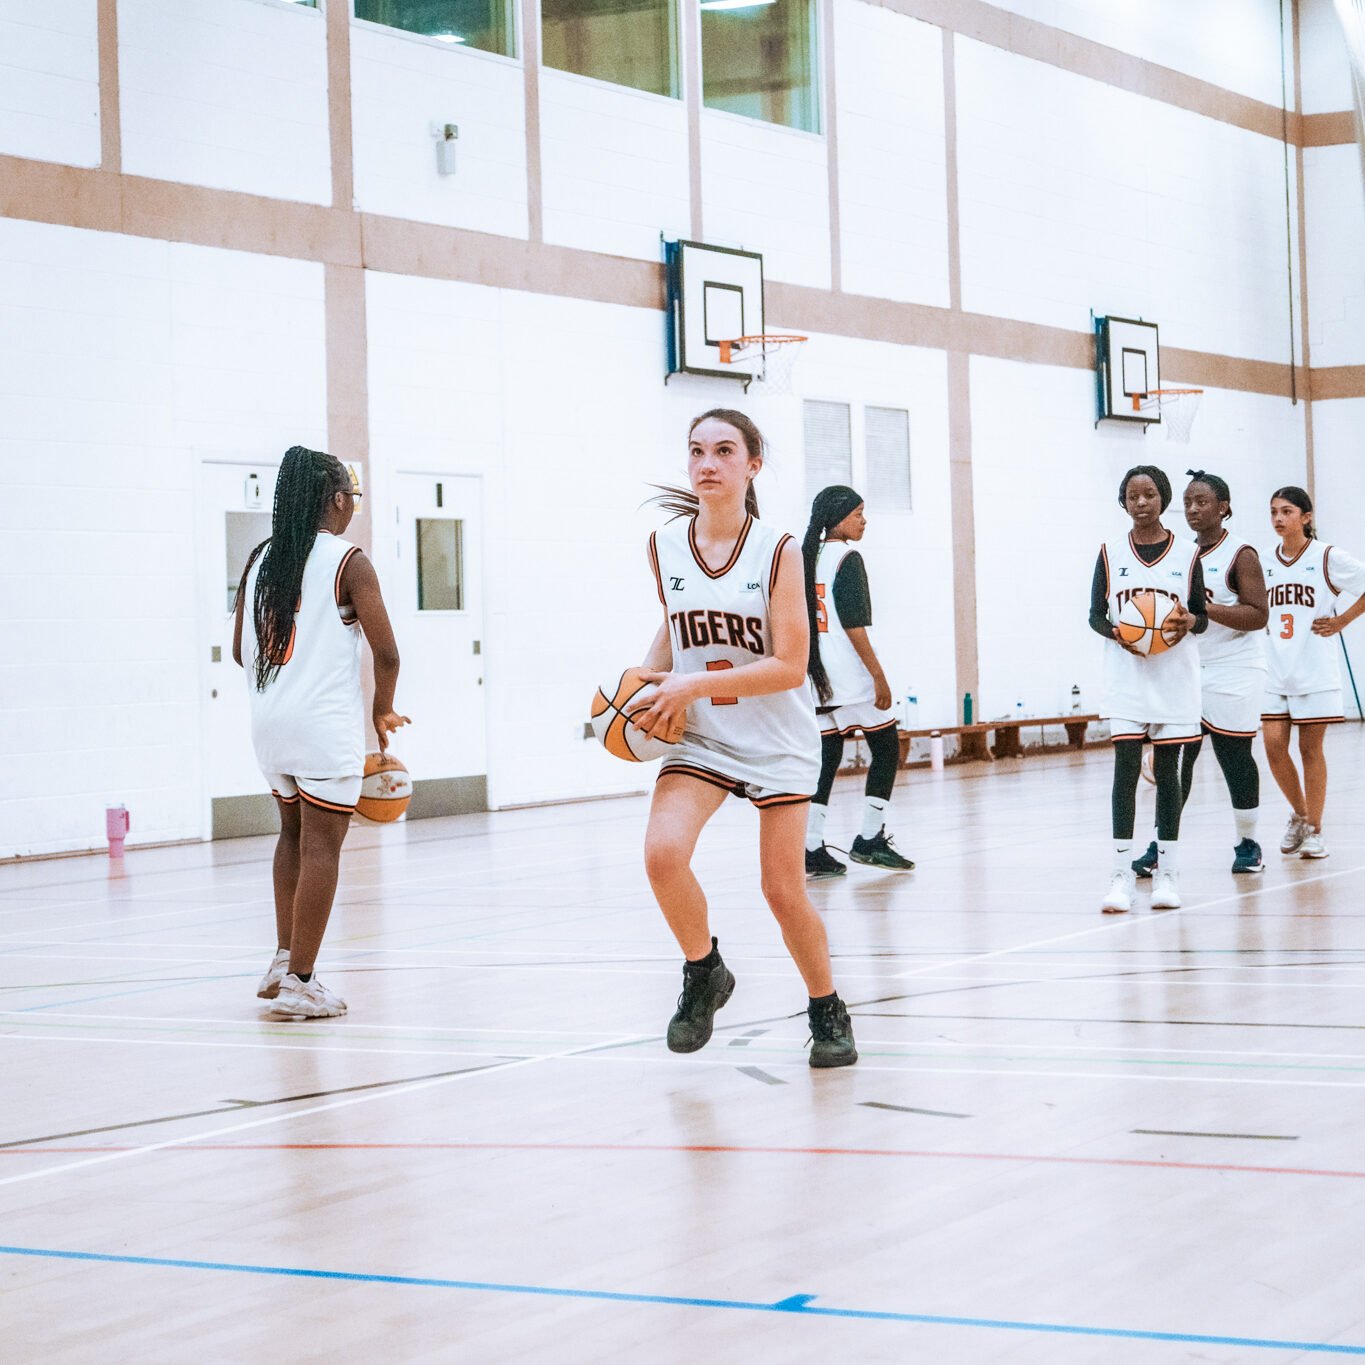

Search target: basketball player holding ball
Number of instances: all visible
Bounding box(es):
[1261,486,1365,859]
[632,410,858,1068]
[1090,465,1207,913]
[802,485,914,878]
[234,446,409,1019]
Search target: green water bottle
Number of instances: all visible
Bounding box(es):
[963,692,973,725]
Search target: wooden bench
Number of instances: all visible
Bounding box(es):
[896,714,1101,766]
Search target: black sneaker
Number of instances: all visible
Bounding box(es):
[666,938,735,1053]
[807,996,858,1068]
[1131,841,1159,878]
[805,845,847,880]
[1231,838,1265,874]
[848,828,915,871]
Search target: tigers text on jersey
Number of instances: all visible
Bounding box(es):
[1263,540,1365,695]
[244,531,365,779]
[1196,532,1265,672]
[813,539,874,707]
[1098,532,1201,728]
[650,514,820,795]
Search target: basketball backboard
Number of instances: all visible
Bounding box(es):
[665,240,764,384]
[1094,315,1160,426]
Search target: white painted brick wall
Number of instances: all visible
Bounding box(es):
[540,70,690,260]
[701,109,830,289]
[350,24,527,237]
[1305,145,1365,368]
[0,0,100,167]
[1300,0,1354,114]
[118,0,331,204]
[956,39,1300,365]
[834,0,950,306]
[0,219,326,858]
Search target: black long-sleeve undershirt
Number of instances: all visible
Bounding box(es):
[1088,536,1208,639]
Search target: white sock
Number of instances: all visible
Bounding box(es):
[1113,842,1133,872]
[806,802,828,852]
[1156,839,1179,874]
[1234,809,1258,842]
[861,796,889,841]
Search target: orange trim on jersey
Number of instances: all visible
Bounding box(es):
[1108,732,1147,744]
[1197,529,1229,560]
[769,533,792,597]
[648,532,665,607]
[1259,711,1292,721]
[750,792,811,808]
[1275,539,1313,568]
[1291,714,1345,727]
[1323,544,1340,597]
[1129,530,1175,567]
[297,787,357,814]
[271,790,301,805]
[334,545,360,607]
[688,513,753,579]
[657,763,741,796]
[1152,732,1203,746]
[1201,720,1258,738]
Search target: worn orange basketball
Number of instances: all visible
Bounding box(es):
[1116,591,1179,656]
[589,667,686,762]
[356,751,412,822]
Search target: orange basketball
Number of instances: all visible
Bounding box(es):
[589,667,686,762]
[1116,591,1179,656]
[356,752,412,822]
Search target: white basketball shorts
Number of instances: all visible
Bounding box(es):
[267,772,363,813]
[1261,689,1345,726]
[817,700,898,737]
[1201,668,1263,738]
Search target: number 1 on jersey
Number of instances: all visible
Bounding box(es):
[706,659,738,705]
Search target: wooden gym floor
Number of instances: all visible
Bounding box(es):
[3,730,1365,1363]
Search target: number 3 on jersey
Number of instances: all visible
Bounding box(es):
[706,659,738,705]
[1280,613,1294,641]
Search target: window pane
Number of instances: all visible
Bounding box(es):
[803,400,850,501]
[701,0,818,133]
[225,512,271,613]
[865,406,911,511]
[355,0,515,58]
[542,0,678,98]
[417,519,465,610]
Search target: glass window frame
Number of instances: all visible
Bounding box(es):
[351,0,521,64]
[698,0,823,136]
[540,0,682,101]
[416,516,468,613]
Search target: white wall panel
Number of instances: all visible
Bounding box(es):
[540,72,690,260]
[970,357,1308,726]
[1300,0,1354,114]
[1305,145,1365,368]
[834,0,950,306]
[350,25,527,237]
[0,219,326,858]
[957,39,1300,365]
[701,110,830,289]
[118,0,330,204]
[0,0,100,167]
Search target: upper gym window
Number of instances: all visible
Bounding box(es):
[701,0,819,133]
[542,0,679,98]
[354,0,516,59]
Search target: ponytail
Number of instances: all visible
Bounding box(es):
[647,409,766,521]
[1272,484,1316,539]
[802,485,865,706]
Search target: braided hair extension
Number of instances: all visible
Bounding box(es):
[1272,484,1316,539]
[251,445,352,691]
[802,485,864,706]
[1186,468,1232,518]
[1117,464,1173,511]
[647,409,764,521]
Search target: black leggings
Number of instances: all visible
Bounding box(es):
[813,724,900,807]
[1112,741,1182,841]
[1179,731,1259,810]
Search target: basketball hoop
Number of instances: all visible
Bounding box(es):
[717,334,807,394]
[1133,388,1203,443]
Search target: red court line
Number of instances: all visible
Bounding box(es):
[1,1141,1361,1180]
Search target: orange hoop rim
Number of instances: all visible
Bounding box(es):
[718,334,808,363]
[1132,387,1203,411]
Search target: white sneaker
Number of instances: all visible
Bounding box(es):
[1151,868,1182,910]
[1299,830,1329,859]
[1101,869,1136,914]
[268,973,348,1020]
[256,948,290,1000]
[1280,814,1309,854]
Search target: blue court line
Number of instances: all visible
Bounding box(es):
[1,1246,1362,1354]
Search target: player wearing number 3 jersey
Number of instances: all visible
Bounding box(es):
[631,410,857,1068]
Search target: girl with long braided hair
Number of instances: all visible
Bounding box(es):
[801,485,914,879]
[233,446,409,1019]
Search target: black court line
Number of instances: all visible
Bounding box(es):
[736,1066,786,1086]
[1132,1129,1299,1142]
[861,1101,971,1119]
[0,1062,512,1150]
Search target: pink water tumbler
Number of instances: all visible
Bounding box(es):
[106,805,130,858]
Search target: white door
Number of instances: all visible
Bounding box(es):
[387,473,486,782]
[195,460,278,833]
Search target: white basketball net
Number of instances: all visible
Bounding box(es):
[719,335,806,395]
[1138,389,1203,443]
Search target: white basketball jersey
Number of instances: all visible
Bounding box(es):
[1264,540,1365,695]
[650,514,820,794]
[813,539,874,707]
[1195,532,1264,672]
[1098,532,1202,726]
[244,531,365,778]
